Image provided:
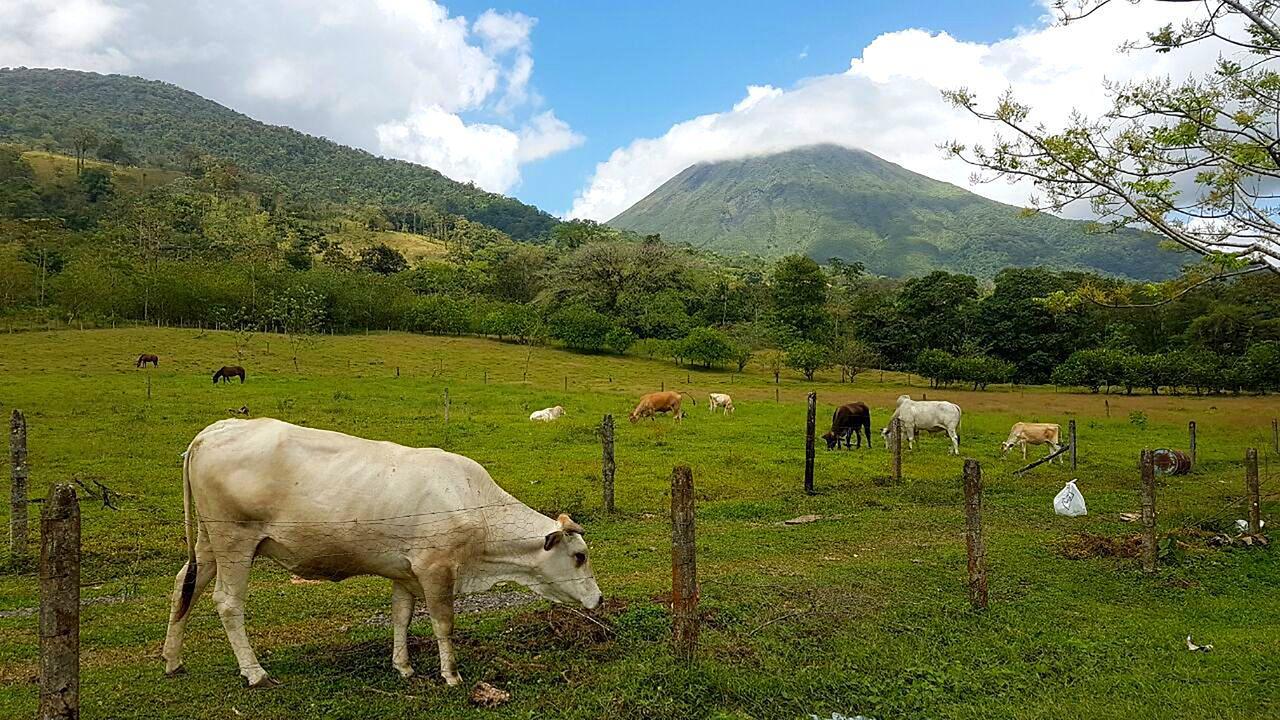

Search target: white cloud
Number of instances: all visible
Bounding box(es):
[569,1,1229,220]
[377,106,582,193]
[0,0,578,194]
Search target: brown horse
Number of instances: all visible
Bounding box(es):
[136,354,159,368]
[213,366,246,384]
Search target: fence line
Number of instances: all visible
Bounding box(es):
[10,409,29,569]
[39,483,79,720]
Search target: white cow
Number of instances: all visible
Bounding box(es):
[881,395,962,455]
[1001,422,1062,461]
[529,405,565,422]
[708,393,735,415]
[162,418,602,688]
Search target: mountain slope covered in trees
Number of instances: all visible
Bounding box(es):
[609,144,1182,279]
[0,68,556,241]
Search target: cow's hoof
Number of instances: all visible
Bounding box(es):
[395,665,415,680]
[442,672,463,687]
[164,663,186,678]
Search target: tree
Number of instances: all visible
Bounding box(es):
[758,349,786,384]
[269,287,326,371]
[785,340,832,381]
[77,168,113,203]
[357,243,409,275]
[834,338,881,383]
[915,349,956,388]
[70,126,98,175]
[548,304,616,352]
[771,255,828,340]
[897,271,979,353]
[944,0,1280,278]
[95,136,135,165]
[679,327,734,369]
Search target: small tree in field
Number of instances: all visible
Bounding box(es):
[679,327,734,369]
[834,338,881,383]
[270,287,326,371]
[758,349,785,384]
[785,340,832,381]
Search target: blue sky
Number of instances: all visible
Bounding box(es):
[447,0,1046,213]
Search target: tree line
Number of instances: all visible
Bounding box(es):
[1,143,1278,393]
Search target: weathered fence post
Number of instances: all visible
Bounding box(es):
[1245,448,1261,535]
[774,386,779,403]
[1068,419,1078,471]
[661,380,665,393]
[9,409,29,568]
[395,366,400,378]
[1140,449,1157,574]
[483,369,487,385]
[146,375,151,400]
[804,392,816,495]
[890,416,903,484]
[601,415,616,514]
[1188,420,1197,467]
[1272,418,1278,455]
[1105,399,1110,418]
[564,376,568,392]
[670,465,698,661]
[39,483,79,720]
[963,459,988,610]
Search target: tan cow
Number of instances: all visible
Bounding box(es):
[1001,422,1062,461]
[628,391,695,423]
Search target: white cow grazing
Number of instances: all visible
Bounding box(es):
[1001,422,1062,461]
[162,418,602,688]
[530,405,565,422]
[708,393,735,415]
[881,395,962,455]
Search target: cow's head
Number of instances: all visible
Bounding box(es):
[999,439,1016,456]
[896,394,912,405]
[628,409,641,423]
[530,514,603,610]
[822,431,838,450]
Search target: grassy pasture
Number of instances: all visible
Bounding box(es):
[19,150,186,191]
[1,328,1278,719]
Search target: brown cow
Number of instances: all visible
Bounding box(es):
[822,402,872,450]
[213,366,246,384]
[136,354,159,368]
[628,391,695,423]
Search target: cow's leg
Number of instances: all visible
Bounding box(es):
[1022,443,1028,460]
[210,545,272,687]
[949,429,960,456]
[415,567,461,686]
[162,530,216,675]
[390,581,416,678]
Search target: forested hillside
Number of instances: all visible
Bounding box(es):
[0,68,556,242]
[610,145,1182,280]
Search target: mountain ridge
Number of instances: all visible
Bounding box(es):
[609,144,1181,279]
[0,68,556,241]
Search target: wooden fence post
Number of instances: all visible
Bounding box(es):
[1245,448,1261,535]
[564,376,568,392]
[1140,449,1157,574]
[963,459,988,610]
[670,465,698,661]
[775,386,779,403]
[602,415,616,514]
[890,417,903,484]
[10,409,29,569]
[1272,419,1278,455]
[1188,420,1197,467]
[146,375,151,400]
[804,392,816,495]
[1069,419,1078,471]
[1105,399,1110,418]
[39,483,79,720]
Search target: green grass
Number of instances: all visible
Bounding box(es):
[20,149,185,191]
[1,328,1278,719]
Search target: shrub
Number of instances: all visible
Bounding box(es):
[785,340,832,381]
[678,327,734,369]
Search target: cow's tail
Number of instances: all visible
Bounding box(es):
[678,390,697,406]
[175,442,199,621]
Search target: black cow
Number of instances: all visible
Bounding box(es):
[822,402,872,450]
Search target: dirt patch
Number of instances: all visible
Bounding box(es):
[496,598,625,651]
[366,590,543,627]
[1057,532,1143,560]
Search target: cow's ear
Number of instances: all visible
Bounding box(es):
[543,530,564,551]
[558,513,585,535]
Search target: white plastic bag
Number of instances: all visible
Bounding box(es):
[1054,480,1087,517]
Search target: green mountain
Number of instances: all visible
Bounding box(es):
[609,144,1182,279]
[0,68,555,241]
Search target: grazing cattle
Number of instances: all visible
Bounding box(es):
[529,405,565,422]
[212,366,246,384]
[881,395,962,455]
[822,402,872,450]
[1001,422,1062,461]
[708,393,735,415]
[136,353,159,368]
[162,418,602,688]
[628,390,694,423]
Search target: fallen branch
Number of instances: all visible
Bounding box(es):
[1013,444,1072,475]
